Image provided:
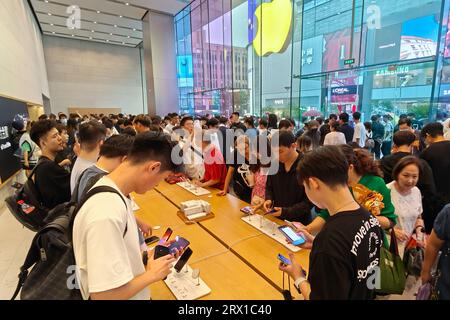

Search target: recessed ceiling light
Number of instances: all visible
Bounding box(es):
[127,36,130,38]
[122,42,125,45]
[106,40,109,42]
[48,13,52,16]
[125,2,129,5]
[50,23,54,26]
[133,28,136,31]
[89,37,92,39]
[114,25,118,28]
[71,34,74,37]
[52,32,55,34]
[45,0,49,3]
[97,11,101,14]
[110,33,113,35]
[94,21,97,24]
[91,30,95,32]
[119,15,123,18]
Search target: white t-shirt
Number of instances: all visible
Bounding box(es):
[165,123,175,134]
[353,122,366,148]
[73,176,150,300]
[323,131,346,146]
[387,182,423,236]
[70,157,96,194]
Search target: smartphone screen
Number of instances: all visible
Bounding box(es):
[241,206,252,214]
[174,247,193,272]
[279,226,305,245]
[158,228,173,245]
[169,236,190,253]
[277,254,291,265]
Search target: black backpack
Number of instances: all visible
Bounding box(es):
[5,160,49,232]
[11,186,127,300]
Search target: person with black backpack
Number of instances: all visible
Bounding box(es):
[74,134,154,250]
[30,120,71,209]
[73,132,183,300]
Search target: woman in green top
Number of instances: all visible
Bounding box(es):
[306,145,397,235]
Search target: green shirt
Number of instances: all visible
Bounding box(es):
[317,175,397,224]
[317,175,397,248]
[21,140,32,153]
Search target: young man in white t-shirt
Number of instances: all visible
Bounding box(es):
[70,121,107,194]
[73,132,181,300]
[352,112,366,148]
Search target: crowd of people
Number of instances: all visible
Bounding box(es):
[10,109,450,300]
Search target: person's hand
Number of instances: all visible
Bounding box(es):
[137,220,152,238]
[160,239,184,259]
[278,253,305,281]
[263,200,273,212]
[192,179,202,187]
[295,228,315,250]
[421,269,432,284]
[269,207,282,217]
[217,189,228,196]
[146,251,176,282]
[59,159,71,167]
[394,227,409,242]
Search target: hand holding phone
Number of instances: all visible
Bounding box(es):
[168,236,190,254]
[153,245,171,259]
[277,253,291,266]
[278,226,306,246]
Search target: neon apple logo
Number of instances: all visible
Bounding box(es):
[253,0,293,57]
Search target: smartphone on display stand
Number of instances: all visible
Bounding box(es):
[278,226,306,246]
[145,235,160,245]
[174,247,193,273]
[241,206,253,214]
[277,253,292,266]
[158,228,173,245]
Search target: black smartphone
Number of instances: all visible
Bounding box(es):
[158,228,173,245]
[145,235,160,245]
[153,245,171,259]
[174,247,193,273]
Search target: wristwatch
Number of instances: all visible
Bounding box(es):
[294,269,308,293]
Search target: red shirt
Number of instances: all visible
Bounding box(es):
[202,146,227,190]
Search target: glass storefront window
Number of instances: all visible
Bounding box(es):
[175,0,448,124]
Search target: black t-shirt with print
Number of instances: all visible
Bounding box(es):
[308,207,383,300]
[231,150,252,203]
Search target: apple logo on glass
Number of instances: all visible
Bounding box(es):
[253,0,293,57]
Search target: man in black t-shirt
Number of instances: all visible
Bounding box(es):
[263,131,313,225]
[420,122,450,207]
[279,146,383,300]
[229,112,246,133]
[338,112,354,143]
[30,120,71,209]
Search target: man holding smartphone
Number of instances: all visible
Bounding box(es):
[279,146,383,300]
[263,131,313,224]
[73,132,183,300]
